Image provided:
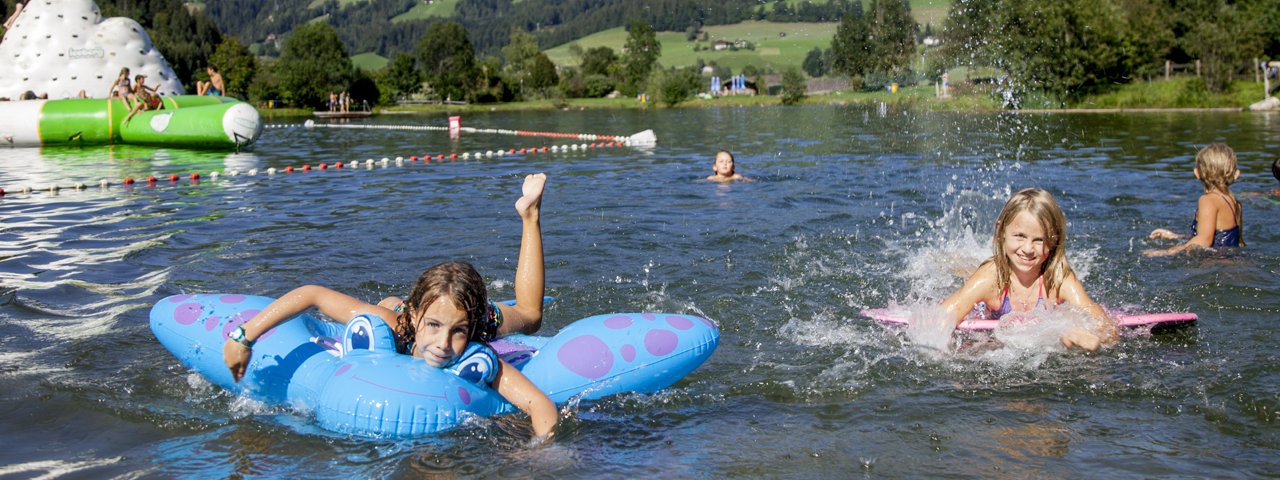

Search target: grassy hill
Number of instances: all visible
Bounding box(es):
[391,0,458,23]
[542,1,949,74]
[545,21,838,73]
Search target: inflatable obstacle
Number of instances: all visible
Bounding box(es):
[0,96,262,148]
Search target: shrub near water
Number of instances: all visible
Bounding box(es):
[1074,77,1262,109]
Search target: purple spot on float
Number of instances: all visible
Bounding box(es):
[621,344,636,362]
[168,294,193,303]
[604,315,632,329]
[644,329,678,356]
[666,315,694,330]
[698,316,717,330]
[204,315,221,332]
[173,303,201,325]
[221,294,246,304]
[558,335,613,379]
[335,364,352,376]
[641,313,657,321]
[458,387,471,405]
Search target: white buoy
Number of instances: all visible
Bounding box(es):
[267,168,277,175]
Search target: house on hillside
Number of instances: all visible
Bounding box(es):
[712,40,731,51]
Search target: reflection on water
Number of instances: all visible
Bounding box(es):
[0,107,1277,477]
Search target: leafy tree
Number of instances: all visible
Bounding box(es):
[349,70,380,109]
[583,74,616,98]
[866,0,917,75]
[529,53,560,92]
[581,47,619,77]
[275,22,354,108]
[502,29,542,100]
[781,67,807,105]
[621,19,661,96]
[1177,0,1263,92]
[802,47,827,77]
[830,2,871,78]
[382,53,421,100]
[655,67,701,107]
[207,38,256,100]
[416,21,479,102]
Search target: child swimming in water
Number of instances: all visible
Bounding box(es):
[222,174,556,440]
[1146,143,1244,256]
[940,188,1116,351]
[707,150,750,183]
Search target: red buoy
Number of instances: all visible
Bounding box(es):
[302,165,312,171]
[319,163,328,170]
[190,173,201,180]
[123,177,135,185]
[285,166,294,173]
[147,176,158,183]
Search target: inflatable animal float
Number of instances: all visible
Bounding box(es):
[150,294,720,437]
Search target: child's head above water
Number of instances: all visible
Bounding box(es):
[1271,157,1279,183]
[396,261,489,363]
[713,150,735,177]
[1194,143,1239,194]
[991,188,1072,296]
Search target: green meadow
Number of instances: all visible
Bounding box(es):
[391,0,459,23]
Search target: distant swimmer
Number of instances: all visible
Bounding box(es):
[706,150,751,183]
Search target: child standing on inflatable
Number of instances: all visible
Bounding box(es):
[222,174,556,440]
[707,150,750,183]
[1146,143,1245,256]
[939,188,1116,351]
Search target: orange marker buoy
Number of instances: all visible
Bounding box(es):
[319,163,328,170]
[450,153,457,159]
[302,165,312,171]
[147,176,158,183]
[190,173,201,180]
[123,177,135,185]
[335,162,344,169]
[285,166,294,173]
[168,174,179,181]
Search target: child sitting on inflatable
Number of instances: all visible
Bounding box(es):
[939,188,1116,351]
[707,150,750,183]
[1146,143,1245,256]
[107,67,132,106]
[221,174,556,440]
[123,74,162,125]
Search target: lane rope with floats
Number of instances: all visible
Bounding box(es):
[0,120,657,197]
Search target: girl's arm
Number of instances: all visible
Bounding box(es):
[223,285,394,381]
[497,174,546,335]
[493,358,557,439]
[1055,273,1117,349]
[1146,195,1219,256]
[939,262,998,328]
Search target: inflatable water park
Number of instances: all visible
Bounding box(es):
[151,294,720,437]
[0,0,262,149]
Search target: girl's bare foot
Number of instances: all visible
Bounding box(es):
[515,173,546,220]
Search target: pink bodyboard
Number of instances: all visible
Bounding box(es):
[861,307,1197,332]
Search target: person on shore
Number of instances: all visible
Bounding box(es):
[706,150,750,183]
[196,65,225,97]
[939,188,1116,351]
[1146,143,1244,256]
[221,174,556,441]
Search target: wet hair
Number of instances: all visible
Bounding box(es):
[19,90,36,100]
[990,188,1074,299]
[1195,143,1244,246]
[119,67,129,78]
[392,261,489,353]
[1271,158,1279,182]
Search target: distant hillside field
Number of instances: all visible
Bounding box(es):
[351,52,389,71]
[546,21,838,74]
[391,0,458,23]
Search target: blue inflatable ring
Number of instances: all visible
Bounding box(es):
[150,294,720,437]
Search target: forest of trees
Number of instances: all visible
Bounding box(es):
[3,0,1277,109]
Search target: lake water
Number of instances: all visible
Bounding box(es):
[1,106,1277,478]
